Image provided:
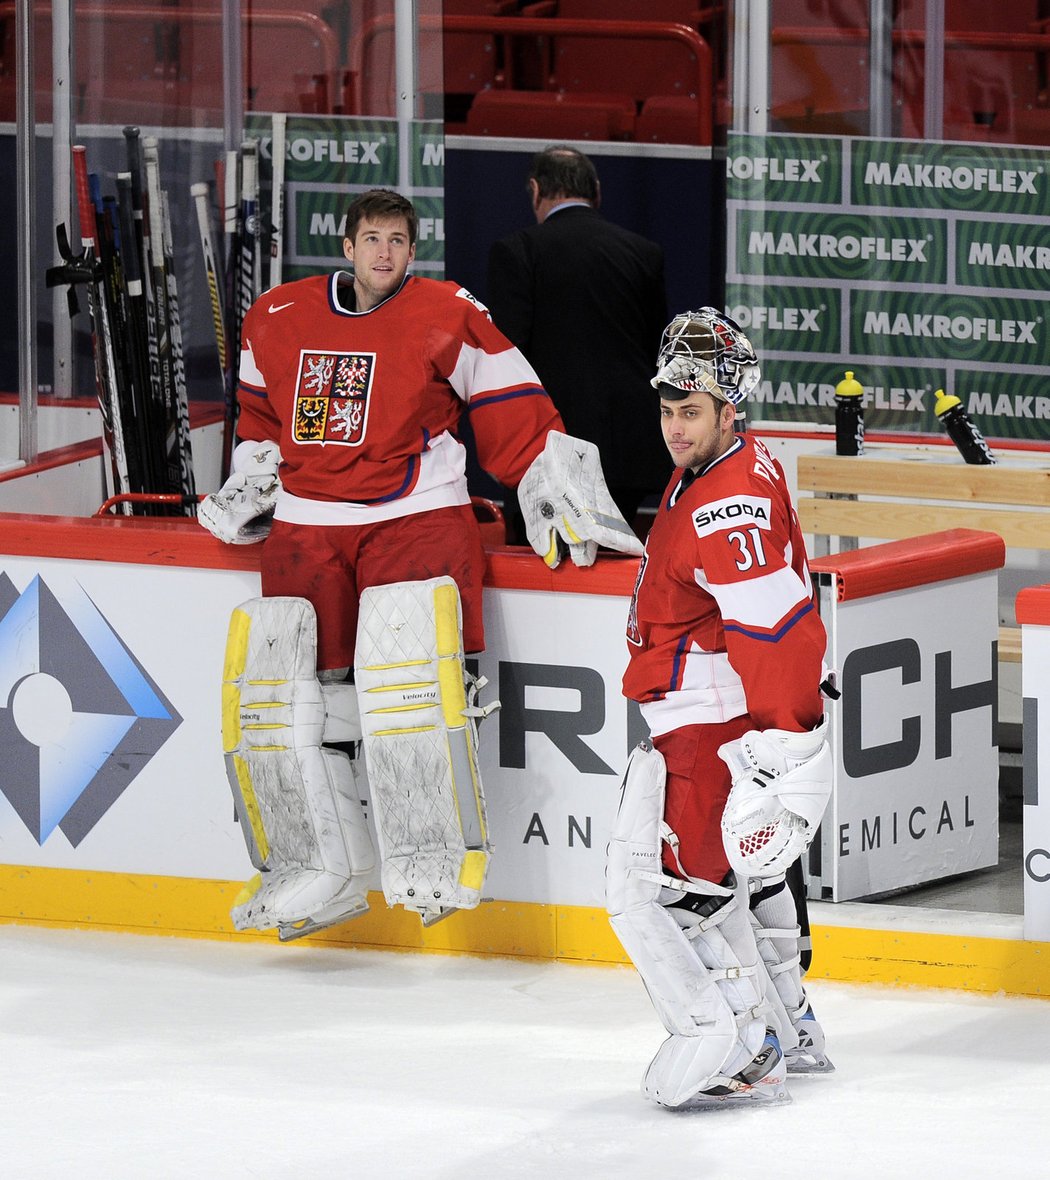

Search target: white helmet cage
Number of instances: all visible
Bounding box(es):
[651,307,760,406]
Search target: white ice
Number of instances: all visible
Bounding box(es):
[1,924,1044,1179]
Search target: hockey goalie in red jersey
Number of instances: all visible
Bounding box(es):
[199,188,642,940]
[607,308,836,1111]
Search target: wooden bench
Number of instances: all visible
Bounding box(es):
[797,448,1050,663]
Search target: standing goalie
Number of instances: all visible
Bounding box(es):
[608,307,834,1109]
[199,188,641,939]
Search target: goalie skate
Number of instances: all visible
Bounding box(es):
[784,1000,835,1075]
[650,1027,789,1111]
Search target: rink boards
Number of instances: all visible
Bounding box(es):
[0,515,1046,998]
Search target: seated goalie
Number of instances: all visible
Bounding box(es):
[608,308,835,1108]
[200,187,642,939]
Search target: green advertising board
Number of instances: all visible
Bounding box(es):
[245,113,444,280]
[727,132,1050,442]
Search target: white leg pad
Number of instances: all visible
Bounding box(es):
[607,743,785,1107]
[749,877,833,1072]
[354,577,492,922]
[749,875,805,1016]
[222,597,376,935]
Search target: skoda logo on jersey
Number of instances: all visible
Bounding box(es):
[692,495,772,539]
[0,571,181,846]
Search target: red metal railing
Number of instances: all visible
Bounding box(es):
[351,14,714,145]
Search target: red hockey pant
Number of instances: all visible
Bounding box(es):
[261,504,486,672]
[652,715,753,884]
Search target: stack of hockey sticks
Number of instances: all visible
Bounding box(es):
[47,128,196,515]
[191,113,287,480]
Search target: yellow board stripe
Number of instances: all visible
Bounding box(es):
[1,864,1048,997]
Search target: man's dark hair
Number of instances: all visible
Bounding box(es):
[528,145,599,203]
[343,189,418,246]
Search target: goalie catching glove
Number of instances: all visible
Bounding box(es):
[517,431,644,568]
[718,716,831,879]
[199,440,282,545]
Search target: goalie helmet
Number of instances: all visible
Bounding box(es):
[651,307,760,407]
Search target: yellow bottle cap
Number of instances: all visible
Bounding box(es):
[934,388,961,416]
[836,370,863,398]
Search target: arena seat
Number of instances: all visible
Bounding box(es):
[464,87,635,140]
[549,0,706,108]
[350,0,514,119]
[635,95,710,144]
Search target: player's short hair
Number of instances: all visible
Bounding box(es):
[343,189,419,246]
[652,308,760,406]
[528,145,599,203]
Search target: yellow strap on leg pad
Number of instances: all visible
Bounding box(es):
[354,577,494,923]
[222,597,375,934]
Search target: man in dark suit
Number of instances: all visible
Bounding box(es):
[487,145,671,538]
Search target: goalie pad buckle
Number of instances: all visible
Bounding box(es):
[518,431,644,569]
[355,577,495,924]
[222,597,376,936]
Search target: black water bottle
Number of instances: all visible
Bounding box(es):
[934,389,996,465]
[835,370,865,456]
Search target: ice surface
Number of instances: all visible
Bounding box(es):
[1,925,1044,1179]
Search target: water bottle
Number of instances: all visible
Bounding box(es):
[934,389,996,465]
[835,370,865,456]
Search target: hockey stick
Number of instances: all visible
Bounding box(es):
[94,181,147,499]
[221,149,244,475]
[191,180,235,480]
[142,137,185,501]
[221,149,239,347]
[786,857,813,975]
[69,146,132,509]
[249,142,263,303]
[268,113,287,290]
[113,175,160,498]
[160,188,196,506]
[124,129,171,499]
[239,138,261,320]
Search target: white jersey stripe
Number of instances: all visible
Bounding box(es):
[448,341,543,404]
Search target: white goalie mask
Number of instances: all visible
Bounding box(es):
[651,308,760,407]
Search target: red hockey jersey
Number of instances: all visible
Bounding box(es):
[236,272,563,523]
[623,434,826,736]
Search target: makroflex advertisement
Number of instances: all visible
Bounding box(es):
[727,132,1050,443]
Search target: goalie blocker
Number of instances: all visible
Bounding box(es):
[222,577,494,937]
